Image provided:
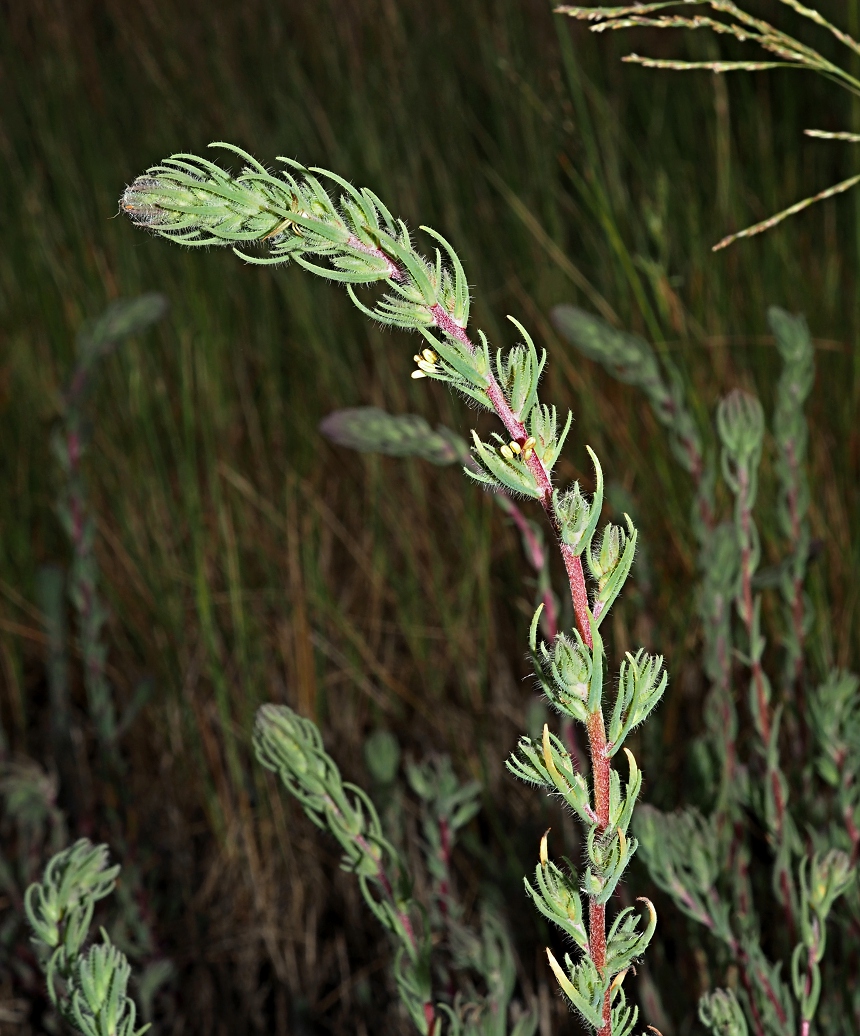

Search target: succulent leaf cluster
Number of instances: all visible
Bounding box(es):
[255,705,433,1028]
[553,447,604,554]
[442,909,537,1036]
[407,756,482,903]
[699,989,749,1036]
[255,705,537,1034]
[254,706,407,901]
[25,840,147,1036]
[319,407,463,466]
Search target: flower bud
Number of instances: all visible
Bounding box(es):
[717,389,764,465]
[589,522,630,591]
[122,165,288,243]
[254,703,329,799]
[699,989,749,1036]
[551,633,591,702]
[555,483,591,550]
[808,849,854,916]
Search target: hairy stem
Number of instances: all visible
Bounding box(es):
[345,809,435,1028]
[360,246,606,1028]
[586,707,612,1034]
[426,299,606,1026]
[428,303,594,647]
[348,235,405,282]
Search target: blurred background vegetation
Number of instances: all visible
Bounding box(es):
[0,0,858,1033]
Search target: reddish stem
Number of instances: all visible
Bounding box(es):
[734,947,788,1030]
[739,966,767,1036]
[502,498,545,574]
[429,303,594,647]
[437,817,451,921]
[756,961,789,1028]
[427,300,608,1026]
[586,704,612,1035]
[348,244,606,1024]
[738,469,799,942]
[738,469,771,748]
[347,235,405,282]
[350,825,436,1026]
[847,803,860,867]
[353,830,418,948]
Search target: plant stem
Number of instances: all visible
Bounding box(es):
[437,816,451,922]
[427,300,607,1027]
[738,468,770,746]
[428,304,594,646]
[348,235,405,281]
[738,467,798,941]
[785,454,806,693]
[586,707,612,1035]
[846,799,860,866]
[334,797,436,1030]
[359,247,594,644]
[372,254,606,1027]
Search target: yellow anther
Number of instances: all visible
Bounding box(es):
[500,444,514,460]
[417,359,437,373]
[509,441,521,454]
[422,348,438,363]
[522,448,534,461]
[523,436,537,450]
[411,370,428,380]
[618,827,627,858]
[539,828,550,867]
[413,354,422,364]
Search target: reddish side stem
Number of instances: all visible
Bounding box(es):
[350,824,436,1027]
[785,443,806,691]
[437,817,451,921]
[738,470,771,748]
[737,469,799,943]
[846,800,860,866]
